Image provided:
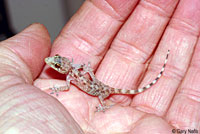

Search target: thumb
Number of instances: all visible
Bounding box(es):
[0,24,84,133]
[0,23,51,82]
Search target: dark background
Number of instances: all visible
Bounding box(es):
[0,0,84,41]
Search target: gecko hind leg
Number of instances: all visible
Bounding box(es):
[95,104,113,112]
[95,95,114,112]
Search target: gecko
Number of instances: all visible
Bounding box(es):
[45,50,170,112]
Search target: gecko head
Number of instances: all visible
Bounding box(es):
[45,54,72,74]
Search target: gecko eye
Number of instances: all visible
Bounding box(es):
[55,63,61,68]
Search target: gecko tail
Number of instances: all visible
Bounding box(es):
[110,50,170,95]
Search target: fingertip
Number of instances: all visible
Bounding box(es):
[22,23,51,43]
[91,0,139,21]
[172,0,200,33]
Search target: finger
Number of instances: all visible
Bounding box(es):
[0,23,51,82]
[95,0,179,104]
[166,38,200,129]
[131,0,200,116]
[40,0,139,78]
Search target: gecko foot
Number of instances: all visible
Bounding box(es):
[50,86,60,96]
[50,85,69,96]
[95,104,113,112]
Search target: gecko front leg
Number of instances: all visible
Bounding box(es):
[66,73,73,89]
[82,62,96,81]
[50,85,68,96]
[72,61,96,81]
[50,73,73,96]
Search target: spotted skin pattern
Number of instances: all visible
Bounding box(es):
[45,50,170,112]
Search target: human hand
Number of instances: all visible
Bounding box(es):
[1,0,200,133]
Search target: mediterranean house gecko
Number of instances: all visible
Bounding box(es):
[45,50,170,112]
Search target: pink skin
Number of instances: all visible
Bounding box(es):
[0,0,200,133]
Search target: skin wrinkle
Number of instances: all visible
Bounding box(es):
[148,61,184,81]
[140,0,174,17]
[1,92,69,133]
[130,114,153,131]
[149,91,163,114]
[135,79,176,115]
[2,97,40,122]
[0,75,25,93]
[24,23,51,40]
[168,100,198,128]
[183,67,200,88]
[62,31,105,57]
[169,17,200,36]
[91,0,131,21]
[0,74,25,84]
[0,63,24,78]
[16,99,53,120]
[114,67,128,89]
[124,61,140,89]
[111,39,149,63]
[21,28,50,42]
[11,117,47,133]
[0,62,29,82]
[14,32,48,46]
[103,0,123,20]
[0,46,32,84]
[179,87,200,103]
[175,0,200,27]
[66,2,120,41]
[133,75,174,113]
[0,85,37,114]
[134,95,158,114]
[97,52,142,91]
[191,58,200,68]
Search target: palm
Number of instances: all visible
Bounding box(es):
[1,0,200,133]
